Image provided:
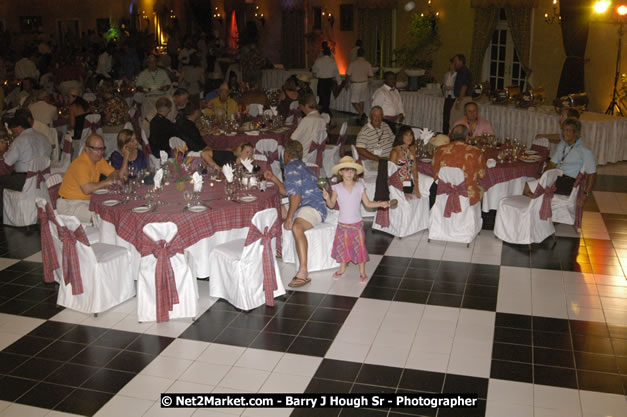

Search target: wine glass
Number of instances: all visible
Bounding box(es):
[183,191,193,208]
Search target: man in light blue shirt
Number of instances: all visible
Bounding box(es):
[546,118,597,206]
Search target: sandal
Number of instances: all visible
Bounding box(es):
[332,270,345,280]
[288,276,311,288]
[359,274,368,284]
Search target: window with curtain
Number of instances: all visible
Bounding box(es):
[357,8,394,68]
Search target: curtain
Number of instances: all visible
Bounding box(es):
[556,0,589,97]
[355,0,397,8]
[504,6,532,78]
[281,9,305,69]
[469,8,500,84]
[357,8,393,67]
[471,0,538,6]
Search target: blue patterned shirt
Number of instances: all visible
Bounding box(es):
[284,159,327,221]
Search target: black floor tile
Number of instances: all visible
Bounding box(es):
[70,345,122,367]
[608,324,627,341]
[533,330,573,350]
[81,368,136,393]
[4,261,43,274]
[464,284,498,298]
[369,275,402,289]
[0,375,38,401]
[54,387,114,416]
[300,321,341,340]
[20,302,65,319]
[534,347,575,368]
[356,363,402,388]
[611,338,627,357]
[533,316,570,333]
[229,313,273,331]
[214,326,259,347]
[466,273,500,286]
[36,340,86,361]
[340,408,388,416]
[350,383,396,394]
[570,320,610,338]
[265,317,306,335]
[442,374,488,399]
[292,407,342,416]
[59,325,108,344]
[398,278,433,292]
[0,351,29,374]
[394,290,429,304]
[105,350,156,373]
[409,259,441,270]
[360,286,396,300]
[0,298,38,314]
[490,360,533,383]
[495,313,532,330]
[578,370,625,395]
[534,364,578,389]
[439,261,471,274]
[461,295,497,311]
[399,369,445,393]
[14,286,57,302]
[10,357,64,380]
[92,329,139,350]
[378,256,412,267]
[493,327,532,345]
[250,331,295,352]
[287,291,326,306]
[373,264,407,277]
[310,307,350,324]
[15,381,74,409]
[492,343,532,363]
[404,268,438,281]
[126,334,173,355]
[572,334,614,355]
[434,270,468,284]
[277,303,317,320]
[319,294,358,310]
[3,335,53,356]
[45,363,101,386]
[427,292,462,308]
[178,321,225,342]
[288,336,332,357]
[314,359,362,382]
[305,377,352,393]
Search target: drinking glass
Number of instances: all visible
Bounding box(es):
[183,191,192,207]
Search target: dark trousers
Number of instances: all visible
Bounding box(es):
[383,117,400,135]
[317,78,333,115]
[443,97,455,134]
[0,173,27,216]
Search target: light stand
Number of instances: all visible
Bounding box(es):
[606,21,625,116]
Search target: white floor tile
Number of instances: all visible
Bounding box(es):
[258,372,311,393]
[364,343,410,368]
[603,308,627,325]
[447,350,491,378]
[485,402,533,417]
[118,374,174,401]
[218,366,270,391]
[0,403,9,414]
[487,379,533,405]
[596,284,627,298]
[23,251,42,263]
[565,294,602,309]
[0,258,20,271]
[567,306,606,323]
[534,407,582,417]
[533,384,581,411]
[196,344,246,366]
[0,331,22,350]
[93,395,154,417]
[167,380,215,394]
[179,362,231,386]
[497,267,532,315]
[600,296,627,311]
[579,390,627,416]
[324,340,370,362]
[404,349,450,373]
[0,403,48,417]
[140,355,193,379]
[234,348,283,371]
[160,339,210,361]
[143,401,196,417]
[0,315,45,335]
[145,320,194,338]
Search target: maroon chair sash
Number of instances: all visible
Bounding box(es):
[58,225,91,295]
[375,169,411,228]
[532,183,557,220]
[62,139,73,154]
[254,149,279,167]
[48,183,61,209]
[244,216,281,306]
[140,233,185,322]
[336,134,348,157]
[309,140,326,168]
[26,167,50,188]
[437,180,468,217]
[83,118,101,133]
[574,172,588,229]
[37,204,60,283]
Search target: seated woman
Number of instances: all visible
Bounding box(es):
[110,129,147,172]
[389,126,421,197]
[200,141,253,171]
[277,79,300,119]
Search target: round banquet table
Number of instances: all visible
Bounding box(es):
[90,179,282,278]
[202,125,296,150]
[417,147,546,212]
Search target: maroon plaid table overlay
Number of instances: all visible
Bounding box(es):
[90,180,283,255]
[202,125,296,150]
[417,148,544,190]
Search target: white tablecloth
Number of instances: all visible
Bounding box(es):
[261,68,317,93]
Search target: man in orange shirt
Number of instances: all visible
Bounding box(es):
[57,134,128,223]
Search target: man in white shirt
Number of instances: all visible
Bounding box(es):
[371,71,404,133]
[355,106,394,161]
[311,47,339,116]
[290,94,327,155]
[28,90,58,127]
[346,48,373,122]
[349,40,362,63]
[14,51,40,81]
[0,115,52,215]
[136,55,172,120]
[96,45,113,79]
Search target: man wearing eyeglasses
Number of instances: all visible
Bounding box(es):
[57,134,128,223]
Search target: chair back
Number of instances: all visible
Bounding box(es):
[321,113,331,125]
[36,197,61,283]
[254,138,281,179]
[305,130,327,166]
[336,122,348,157]
[289,100,299,110]
[248,104,264,117]
[351,145,363,164]
[23,157,51,195]
[46,173,63,208]
[530,168,560,220]
[54,214,97,293]
[242,208,279,262]
[532,137,550,149]
[47,126,60,162]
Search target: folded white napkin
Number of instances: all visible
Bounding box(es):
[244,131,260,136]
[241,158,254,173]
[486,158,497,168]
[153,169,163,188]
[270,106,278,117]
[263,109,273,118]
[418,128,435,145]
[249,176,258,187]
[222,163,234,183]
[192,172,203,192]
[159,150,168,165]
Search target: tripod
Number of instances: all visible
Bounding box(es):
[606,21,625,116]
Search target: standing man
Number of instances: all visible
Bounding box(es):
[290,94,327,155]
[349,40,363,63]
[311,47,339,116]
[371,72,404,133]
[57,134,128,224]
[346,48,373,124]
[449,53,472,125]
[263,140,327,288]
[136,55,171,120]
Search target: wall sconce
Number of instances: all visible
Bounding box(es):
[254,6,265,27]
[169,9,176,20]
[544,0,561,24]
[321,9,334,27]
[420,0,439,18]
[212,7,223,25]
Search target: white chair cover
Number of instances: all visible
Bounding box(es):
[248,104,264,117]
[321,113,331,125]
[53,214,135,314]
[51,134,72,174]
[428,167,482,244]
[35,198,63,284]
[494,169,561,244]
[169,136,187,153]
[73,114,103,160]
[303,130,327,171]
[551,171,582,226]
[4,157,51,226]
[532,137,550,149]
[372,162,430,238]
[47,125,60,162]
[254,138,282,182]
[209,208,286,311]
[322,121,347,180]
[481,176,534,213]
[282,209,340,272]
[137,222,199,322]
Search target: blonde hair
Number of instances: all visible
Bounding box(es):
[116,129,135,150]
[233,142,254,158]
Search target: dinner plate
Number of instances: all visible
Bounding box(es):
[420,158,432,163]
[239,195,257,202]
[94,189,109,195]
[225,132,237,136]
[103,199,120,206]
[188,205,207,212]
[520,158,541,163]
[525,150,538,155]
[266,181,275,187]
[132,206,151,213]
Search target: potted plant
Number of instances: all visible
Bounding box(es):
[394,13,440,90]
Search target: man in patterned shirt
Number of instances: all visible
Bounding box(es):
[433,124,487,206]
[264,140,327,288]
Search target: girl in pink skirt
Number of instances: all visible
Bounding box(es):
[322,156,390,283]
